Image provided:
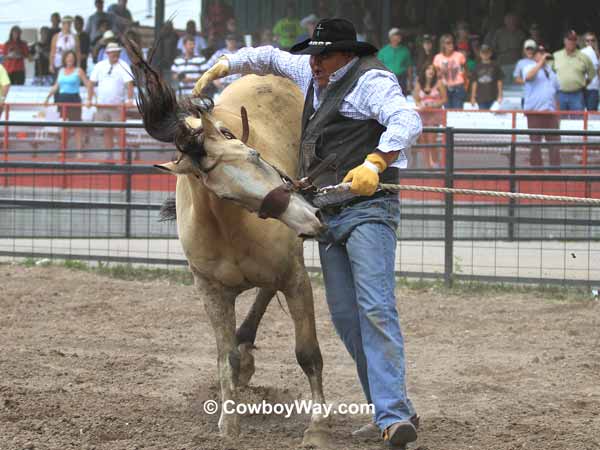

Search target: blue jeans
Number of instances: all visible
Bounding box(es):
[559,90,585,111]
[317,196,415,431]
[446,84,466,109]
[585,89,599,111]
[478,100,495,110]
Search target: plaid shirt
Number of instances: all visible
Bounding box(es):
[227,46,422,169]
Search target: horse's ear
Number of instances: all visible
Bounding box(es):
[200,113,225,141]
[241,106,249,144]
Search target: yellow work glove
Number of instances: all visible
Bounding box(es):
[342,153,387,196]
[192,57,230,96]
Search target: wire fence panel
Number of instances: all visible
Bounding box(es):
[1,119,600,287]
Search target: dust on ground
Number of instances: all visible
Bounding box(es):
[1,264,599,450]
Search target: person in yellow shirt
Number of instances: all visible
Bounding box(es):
[272,2,302,50]
[0,63,11,116]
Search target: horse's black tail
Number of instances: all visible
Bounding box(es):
[159,197,177,222]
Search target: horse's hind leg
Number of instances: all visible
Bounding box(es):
[194,273,241,438]
[283,267,331,447]
[235,288,275,386]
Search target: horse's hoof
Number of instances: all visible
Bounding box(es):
[301,422,334,449]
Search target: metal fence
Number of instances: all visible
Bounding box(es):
[1,119,600,287]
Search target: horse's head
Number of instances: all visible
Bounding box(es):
[156,111,323,237]
[124,38,323,237]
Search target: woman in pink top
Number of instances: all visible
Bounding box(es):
[433,34,467,108]
[413,64,447,168]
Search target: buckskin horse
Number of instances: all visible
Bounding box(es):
[125,40,330,446]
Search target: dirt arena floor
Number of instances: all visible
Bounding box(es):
[1,264,599,450]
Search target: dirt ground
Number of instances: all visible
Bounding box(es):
[1,264,599,450]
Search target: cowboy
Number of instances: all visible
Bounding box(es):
[193,18,422,447]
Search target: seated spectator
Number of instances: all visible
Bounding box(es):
[413,63,447,168]
[521,45,560,167]
[75,16,91,72]
[177,20,207,57]
[87,42,134,157]
[415,34,435,74]
[378,28,413,94]
[297,13,319,44]
[0,62,11,117]
[31,27,53,86]
[4,26,30,85]
[201,33,241,93]
[273,2,302,50]
[108,0,133,34]
[581,32,599,111]
[485,12,526,84]
[86,0,113,43]
[433,34,467,108]
[49,16,80,75]
[172,37,206,97]
[44,50,91,155]
[470,44,504,109]
[552,30,595,111]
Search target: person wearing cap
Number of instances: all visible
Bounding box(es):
[378,28,413,94]
[415,34,435,74]
[192,17,422,448]
[581,32,600,111]
[272,2,303,50]
[521,45,561,166]
[297,13,320,44]
[514,39,537,108]
[552,30,595,111]
[49,15,80,75]
[88,42,133,156]
[470,44,504,109]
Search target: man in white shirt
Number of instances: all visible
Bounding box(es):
[171,36,206,97]
[87,42,133,153]
[581,32,599,111]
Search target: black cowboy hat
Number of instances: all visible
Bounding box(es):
[290,18,378,56]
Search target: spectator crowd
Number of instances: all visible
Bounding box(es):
[0,2,598,166]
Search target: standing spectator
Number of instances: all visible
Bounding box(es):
[470,44,504,109]
[91,24,112,63]
[154,21,179,80]
[455,21,470,54]
[528,23,546,50]
[413,63,447,168]
[378,28,413,94]
[74,16,90,72]
[297,14,319,43]
[203,0,234,44]
[513,39,537,108]
[31,27,53,86]
[433,34,467,109]
[88,42,134,156]
[3,26,30,85]
[49,16,80,75]
[257,28,278,48]
[485,12,526,84]
[172,37,206,97]
[86,0,113,43]
[272,2,303,50]
[415,34,435,74]
[177,20,207,57]
[49,12,61,40]
[44,50,91,155]
[108,0,133,34]
[522,46,560,167]
[0,63,11,117]
[581,32,599,111]
[552,30,595,111]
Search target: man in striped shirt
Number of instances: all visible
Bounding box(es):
[171,36,206,97]
[193,18,422,448]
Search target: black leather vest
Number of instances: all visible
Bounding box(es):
[299,55,400,188]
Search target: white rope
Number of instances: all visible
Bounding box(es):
[320,183,600,205]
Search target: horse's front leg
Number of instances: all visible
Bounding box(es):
[194,273,241,438]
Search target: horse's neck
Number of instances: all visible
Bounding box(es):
[179,175,244,224]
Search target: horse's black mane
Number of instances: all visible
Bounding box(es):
[122,34,213,160]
